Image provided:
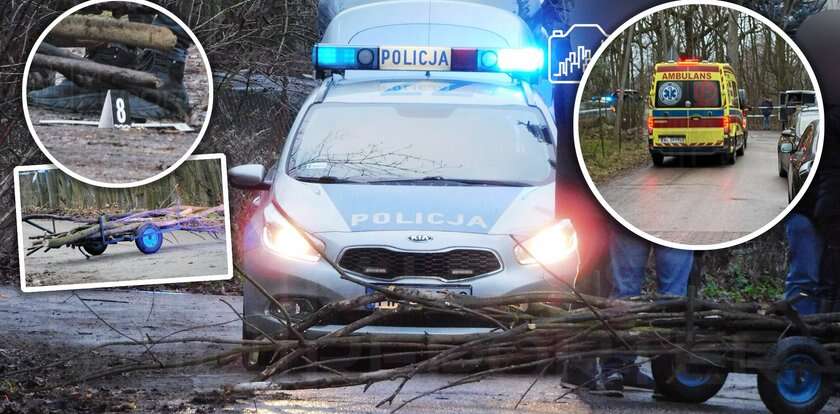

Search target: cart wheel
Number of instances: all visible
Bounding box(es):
[652,354,728,403]
[757,336,832,414]
[81,240,107,256]
[242,327,273,371]
[135,223,163,254]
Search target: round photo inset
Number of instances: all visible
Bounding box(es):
[22,0,213,187]
[574,0,824,250]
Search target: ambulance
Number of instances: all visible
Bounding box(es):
[647,56,749,165]
[229,0,577,370]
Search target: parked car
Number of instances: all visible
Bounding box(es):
[783,119,820,202]
[778,105,820,177]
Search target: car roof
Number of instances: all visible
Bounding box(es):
[321,0,534,48]
[321,75,530,106]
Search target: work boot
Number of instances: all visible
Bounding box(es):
[603,372,624,392]
[622,366,655,390]
[562,360,598,390]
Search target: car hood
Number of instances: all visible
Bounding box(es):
[273,175,554,235]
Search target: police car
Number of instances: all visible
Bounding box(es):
[229,0,577,370]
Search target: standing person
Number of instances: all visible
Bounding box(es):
[795,10,840,313]
[761,97,773,130]
[601,227,694,391]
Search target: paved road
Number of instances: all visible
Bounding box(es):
[21,219,228,289]
[599,130,788,246]
[2,286,836,413]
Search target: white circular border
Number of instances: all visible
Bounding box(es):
[573,0,825,251]
[21,0,215,189]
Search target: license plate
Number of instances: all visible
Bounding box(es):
[366,284,472,310]
[379,46,451,71]
[660,136,685,144]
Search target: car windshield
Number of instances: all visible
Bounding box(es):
[286,103,555,185]
[796,110,820,137]
[655,80,721,108]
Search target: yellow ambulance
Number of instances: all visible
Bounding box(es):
[647,56,748,166]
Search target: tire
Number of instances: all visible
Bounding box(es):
[241,327,274,371]
[652,354,728,403]
[81,239,107,256]
[651,152,664,166]
[779,159,788,178]
[736,135,745,156]
[757,336,832,414]
[134,223,163,254]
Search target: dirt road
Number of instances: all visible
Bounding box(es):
[22,219,228,289]
[26,47,209,184]
[2,286,836,413]
[598,130,788,245]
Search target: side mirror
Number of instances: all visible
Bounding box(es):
[229,164,270,190]
[780,142,794,154]
[781,129,794,138]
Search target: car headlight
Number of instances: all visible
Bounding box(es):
[514,219,578,265]
[262,204,323,262]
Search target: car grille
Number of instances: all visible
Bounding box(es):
[338,248,501,280]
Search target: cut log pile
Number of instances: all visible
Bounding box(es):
[31,9,190,119]
[24,205,224,255]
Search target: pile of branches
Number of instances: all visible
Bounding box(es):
[24,204,224,255]
[12,216,840,412]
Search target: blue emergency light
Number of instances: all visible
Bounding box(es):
[312,44,543,77]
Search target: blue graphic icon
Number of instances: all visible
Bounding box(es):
[659,82,682,106]
[548,24,608,84]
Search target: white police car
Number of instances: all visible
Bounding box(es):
[229,2,577,370]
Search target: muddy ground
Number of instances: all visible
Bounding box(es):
[26,46,210,185]
[22,219,228,289]
[2,286,838,413]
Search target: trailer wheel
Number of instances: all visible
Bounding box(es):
[242,328,273,371]
[134,223,163,254]
[81,240,107,256]
[652,354,728,403]
[757,336,832,414]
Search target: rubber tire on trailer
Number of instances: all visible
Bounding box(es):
[652,153,664,166]
[757,336,833,414]
[81,240,107,256]
[651,354,728,403]
[134,223,163,254]
[241,328,273,371]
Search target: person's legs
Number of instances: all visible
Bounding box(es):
[785,213,823,315]
[602,230,649,390]
[763,115,770,130]
[653,247,692,296]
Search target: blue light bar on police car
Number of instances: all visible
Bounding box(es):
[312,44,543,75]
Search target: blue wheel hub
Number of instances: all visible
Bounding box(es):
[777,354,820,405]
[675,365,713,387]
[140,226,161,249]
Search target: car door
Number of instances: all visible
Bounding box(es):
[789,124,815,200]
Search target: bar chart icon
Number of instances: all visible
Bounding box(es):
[548,24,608,84]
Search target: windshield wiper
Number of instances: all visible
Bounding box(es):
[294,175,363,184]
[371,176,531,187]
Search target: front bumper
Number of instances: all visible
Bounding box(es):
[649,137,732,156]
[240,228,578,339]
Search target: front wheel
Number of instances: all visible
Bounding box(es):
[757,336,832,414]
[134,223,163,254]
[651,354,728,403]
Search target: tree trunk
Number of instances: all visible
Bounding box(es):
[47,15,176,50]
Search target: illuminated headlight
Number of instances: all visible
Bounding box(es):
[262,204,324,262]
[514,219,578,265]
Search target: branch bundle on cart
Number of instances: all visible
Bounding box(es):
[24,205,224,256]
